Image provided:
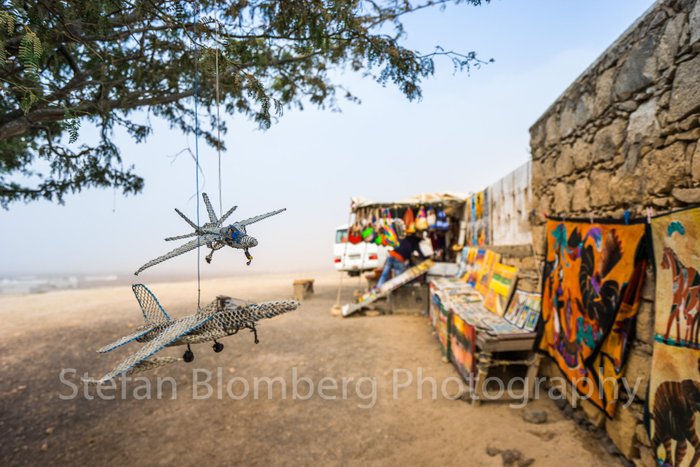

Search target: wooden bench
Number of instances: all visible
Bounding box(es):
[293,279,315,301]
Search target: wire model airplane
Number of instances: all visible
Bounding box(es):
[87,284,299,383]
[134,192,286,275]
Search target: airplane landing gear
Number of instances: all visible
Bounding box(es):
[183,344,195,363]
[244,248,253,266]
[249,325,259,344]
[213,341,224,353]
[205,250,214,264]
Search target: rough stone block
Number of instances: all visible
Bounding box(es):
[560,104,577,138]
[627,98,659,143]
[569,140,591,171]
[581,398,606,428]
[555,149,575,178]
[590,170,613,207]
[641,142,689,194]
[611,168,644,205]
[531,225,547,256]
[594,67,616,117]
[636,301,655,346]
[672,187,700,204]
[636,446,657,467]
[636,423,652,448]
[613,34,658,101]
[623,349,651,402]
[693,142,700,182]
[571,178,590,212]
[657,13,686,71]
[669,54,700,122]
[606,404,641,459]
[531,159,546,190]
[575,93,593,127]
[535,192,552,218]
[545,113,560,147]
[530,123,546,152]
[552,182,572,213]
[593,119,627,162]
[691,0,700,44]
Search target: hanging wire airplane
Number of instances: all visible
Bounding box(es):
[87,284,299,383]
[135,193,285,275]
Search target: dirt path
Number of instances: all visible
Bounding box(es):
[0,272,618,466]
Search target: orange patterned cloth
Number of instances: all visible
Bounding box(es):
[535,218,647,417]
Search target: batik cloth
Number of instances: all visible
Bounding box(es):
[450,311,477,381]
[648,206,700,467]
[534,218,647,417]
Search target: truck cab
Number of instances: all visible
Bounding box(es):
[333,225,388,276]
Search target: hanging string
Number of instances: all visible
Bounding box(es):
[193,5,202,308]
[215,1,223,216]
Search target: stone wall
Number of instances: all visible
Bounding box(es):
[529,0,700,464]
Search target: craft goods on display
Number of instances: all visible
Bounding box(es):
[482,263,518,316]
[134,193,285,275]
[89,285,299,383]
[647,206,700,467]
[534,218,647,417]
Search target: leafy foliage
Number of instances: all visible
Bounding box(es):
[0,0,491,208]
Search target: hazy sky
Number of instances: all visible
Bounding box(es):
[1,0,655,278]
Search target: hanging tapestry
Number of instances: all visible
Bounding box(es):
[467,191,490,246]
[466,248,486,287]
[648,206,700,467]
[482,263,518,316]
[534,218,647,418]
[450,311,476,381]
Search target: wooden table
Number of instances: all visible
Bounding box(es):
[471,333,542,405]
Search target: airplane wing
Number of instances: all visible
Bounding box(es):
[217,205,238,226]
[134,235,217,275]
[97,325,156,353]
[90,315,213,383]
[237,208,286,228]
[202,193,218,224]
[164,232,198,242]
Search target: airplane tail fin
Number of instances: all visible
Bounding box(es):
[132,284,172,324]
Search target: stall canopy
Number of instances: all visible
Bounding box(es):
[351,192,469,215]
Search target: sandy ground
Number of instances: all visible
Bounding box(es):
[0,271,620,466]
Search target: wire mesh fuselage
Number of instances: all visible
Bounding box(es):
[134,300,297,346]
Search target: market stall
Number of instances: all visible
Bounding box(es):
[338,193,468,316]
[428,246,542,404]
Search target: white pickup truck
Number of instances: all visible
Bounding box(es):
[333,224,388,276]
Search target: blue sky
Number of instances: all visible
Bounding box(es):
[0,0,655,277]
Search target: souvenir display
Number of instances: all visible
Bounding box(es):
[647,206,700,466]
[534,218,647,417]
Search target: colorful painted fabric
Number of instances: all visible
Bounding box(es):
[534,218,647,418]
[415,206,429,231]
[504,290,542,332]
[482,263,518,316]
[648,206,700,466]
[467,191,489,246]
[382,223,399,247]
[451,311,476,381]
[475,250,501,298]
[403,208,416,233]
[466,248,487,287]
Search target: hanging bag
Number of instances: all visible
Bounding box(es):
[415,206,429,231]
